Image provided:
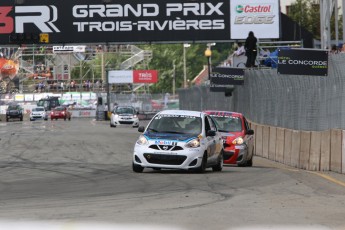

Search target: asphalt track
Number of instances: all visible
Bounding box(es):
[0,119,345,230]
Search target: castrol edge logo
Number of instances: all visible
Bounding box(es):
[234,4,274,24]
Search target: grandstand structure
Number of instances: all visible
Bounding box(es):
[0,45,152,94]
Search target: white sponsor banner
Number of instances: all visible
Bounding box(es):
[53,46,86,53]
[24,94,34,102]
[230,0,280,39]
[108,70,133,84]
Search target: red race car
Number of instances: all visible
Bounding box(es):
[204,110,254,167]
[50,106,72,121]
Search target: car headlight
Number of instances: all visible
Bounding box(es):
[185,138,200,148]
[133,115,137,118]
[232,137,244,145]
[114,114,119,118]
[136,135,148,145]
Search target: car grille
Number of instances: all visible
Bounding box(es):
[143,153,187,165]
[149,145,183,151]
[119,121,134,124]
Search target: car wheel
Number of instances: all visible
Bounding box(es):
[132,162,144,173]
[55,118,58,120]
[64,116,66,121]
[20,116,23,121]
[195,152,207,173]
[6,118,9,122]
[110,123,116,128]
[212,150,223,172]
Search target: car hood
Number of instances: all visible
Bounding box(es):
[144,132,196,142]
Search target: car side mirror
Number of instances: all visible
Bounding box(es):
[138,126,145,133]
[246,129,254,135]
[207,130,216,137]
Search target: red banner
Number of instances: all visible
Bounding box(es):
[133,70,158,83]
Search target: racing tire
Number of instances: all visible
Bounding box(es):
[20,116,23,121]
[212,151,224,172]
[110,123,116,128]
[68,117,71,121]
[132,162,144,173]
[246,157,253,167]
[195,152,207,173]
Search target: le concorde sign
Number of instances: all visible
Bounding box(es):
[277,49,328,76]
[0,0,231,44]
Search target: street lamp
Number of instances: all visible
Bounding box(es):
[204,48,212,82]
[183,43,190,88]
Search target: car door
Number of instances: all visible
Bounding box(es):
[205,115,219,164]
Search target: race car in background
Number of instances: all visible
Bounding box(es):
[204,110,254,167]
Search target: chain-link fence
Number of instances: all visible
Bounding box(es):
[179,54,345,131]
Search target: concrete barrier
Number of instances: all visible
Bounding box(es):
[309,132,321,171]
[320,130,331,171]
[246,121,344,175]
[268,127,276,161]
[290,130,301,168]
[284,129,292,166]
[255,125,263,157]
[299,131,311,170]
[262,126,269,159]
[251,123,257,155]
[331,129,342,173]
[343,130,345,174]
[276,128,285,163]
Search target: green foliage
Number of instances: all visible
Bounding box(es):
[139,43,231,93]
[288,0,343,40]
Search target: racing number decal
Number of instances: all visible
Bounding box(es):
[0,7,13,34]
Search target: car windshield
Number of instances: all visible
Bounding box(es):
[8,105,20,110]
[211,116,242,132]
[148,114,201,134]
[55,107,65,111]
[115,107,134,114]
[32,107,45,112]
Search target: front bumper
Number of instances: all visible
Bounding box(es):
[111,117,139,126]
[133,143,204,170]
[223,144,248,165]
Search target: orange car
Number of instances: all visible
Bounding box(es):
[50,106,71,121]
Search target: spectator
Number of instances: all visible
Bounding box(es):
[331,44,339,54]
[233,42,245,56]
[245,31,258,68]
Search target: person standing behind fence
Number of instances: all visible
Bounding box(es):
[245,31,258,68]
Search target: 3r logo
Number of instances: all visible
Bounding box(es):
[0,5,60,34]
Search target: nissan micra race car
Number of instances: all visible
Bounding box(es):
[204,111,254,167]
[133,110,224,173]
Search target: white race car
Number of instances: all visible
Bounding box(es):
[110,106,139,128]
[132,110,224,173]
[30,106,48,121]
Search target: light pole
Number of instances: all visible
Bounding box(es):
[204,48,212,82]
[183,43,190,88]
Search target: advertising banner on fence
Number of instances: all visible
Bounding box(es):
[230,0,280,39]
[277,49,328,76]
[108,70,158,84]
[0,0,231,44]
[210,67,245,85]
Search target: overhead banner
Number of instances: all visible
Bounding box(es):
[230,0,280,39]
[277,49,328,76]
[108,70,158,84]
[0,0,231,44]
[210,67,245,85]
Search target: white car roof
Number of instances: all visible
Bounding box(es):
[158,110,203,117]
